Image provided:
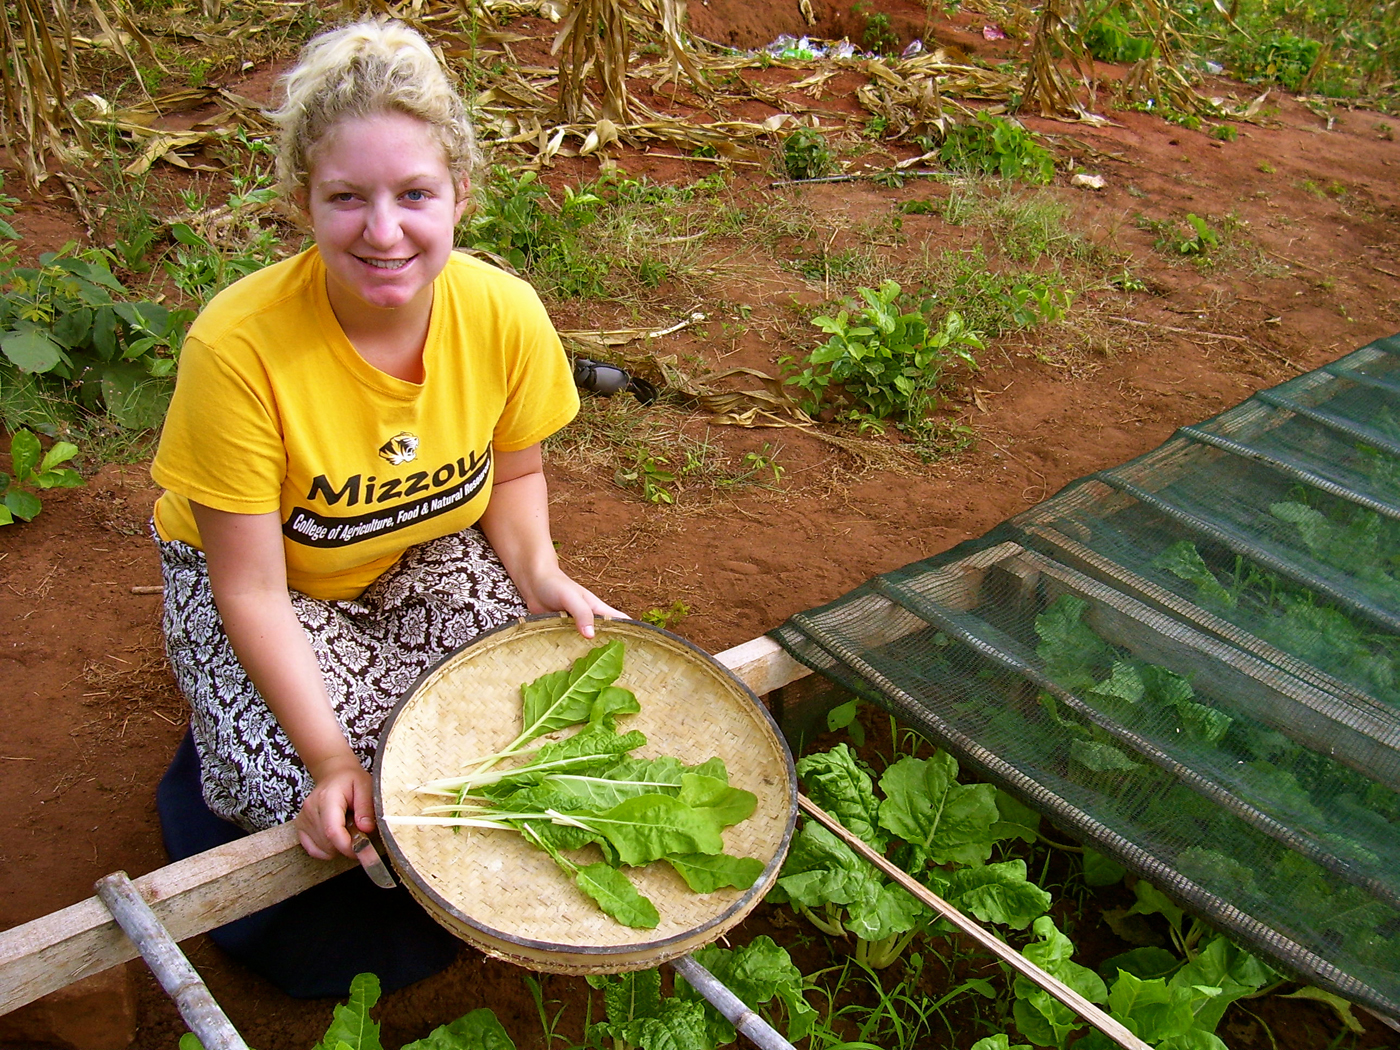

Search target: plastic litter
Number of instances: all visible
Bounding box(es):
[571,358,659,405]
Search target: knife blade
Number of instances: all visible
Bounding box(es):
[351,832,396,889]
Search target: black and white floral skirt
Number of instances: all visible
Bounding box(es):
[157,528,528,831]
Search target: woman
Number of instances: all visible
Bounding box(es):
[150,16,620,994]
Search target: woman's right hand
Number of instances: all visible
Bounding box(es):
[295,753,376,860]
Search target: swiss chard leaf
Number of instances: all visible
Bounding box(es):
[518,639,626,746]
[575,861,660,928]
[575,794,725,866]
[1170,935,1276,1032]
[677,773,757,827]
[795,743,886,850]
[666,852,765,892]
[1036,594,1115,691]
[312,973,383,1050]
[767,820,878,908]
[681,935,817,1044]
[878,752,1002,867]
[400,1009,518,1050]
[927,859,1051,930]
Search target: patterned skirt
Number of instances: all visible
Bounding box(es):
[157,528,528,831]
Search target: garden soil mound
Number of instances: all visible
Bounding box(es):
[3,1,1400,1047]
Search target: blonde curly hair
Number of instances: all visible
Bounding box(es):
[268,17,480,204]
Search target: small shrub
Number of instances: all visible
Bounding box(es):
[783,279,982,434]
[0,429,82,525]
[940,113,1055,184]
[780,128,839,181]
[1228,31,1322,92]
[1,243,192,430]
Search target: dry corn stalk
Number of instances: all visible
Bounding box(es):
[1019,0,1098,119]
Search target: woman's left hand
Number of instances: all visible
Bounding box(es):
[519,566,628,639]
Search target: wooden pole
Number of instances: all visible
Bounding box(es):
[94,872,248,1050]
[796,794,1154,1050]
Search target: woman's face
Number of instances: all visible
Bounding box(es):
[305,110,468,326]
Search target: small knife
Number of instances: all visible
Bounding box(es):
[351,832,396,889]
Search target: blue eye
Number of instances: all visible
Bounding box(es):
[404,189,427,202]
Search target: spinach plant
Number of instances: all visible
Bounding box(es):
[769,743,1051,968]
[1,429,82,525]
[181,973,516,1050]
[585,935,816,1049]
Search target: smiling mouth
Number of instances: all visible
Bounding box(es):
[358,256,413,270]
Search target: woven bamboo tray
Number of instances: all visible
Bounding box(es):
[374,615,797,974]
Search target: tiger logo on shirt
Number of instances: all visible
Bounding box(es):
[378,432,419,466]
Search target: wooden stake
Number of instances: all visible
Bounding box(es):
[796,795,1154,1050]
[94,872,248,1050]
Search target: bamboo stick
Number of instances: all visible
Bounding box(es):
[796,795,1154,1050]
[670,955,796,1050]
[93,872,249,1050]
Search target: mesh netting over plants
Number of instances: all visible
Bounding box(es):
[771,333,1400,1019]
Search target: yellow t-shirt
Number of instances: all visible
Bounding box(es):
[151,248,579,600]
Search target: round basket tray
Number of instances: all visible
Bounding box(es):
[374,615,797,974]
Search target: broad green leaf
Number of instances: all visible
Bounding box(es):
[1070,739,1145,774]
[312,972,382,1050]
[1101,946,1182,982]
[178,1036,206,1050]
[991,789,1040,844]
[1281,987,1365,1034]
[666,852,764,892]
[1170,937,1274,1031]
[0,504,13,526]
[1082,848,1127,887]
[601,967,663,1024]
[5,489,42,521]
[401,1008,517,1050]
[845,880,929,943]
[98,362,172,430]
[2,329,64,373]
[519,639,625,745]
[769,821,875,908]
[1035,594,1115,691]
[938,860,1051,930]
[578,794,724,866]
[1127,880,1185,928]
[1018,917,1108,1003]
[684,935,816,1044]
[38,440,79,471]
[796,744,886,850]
[1086,661,1144,713]
[36,467,83,490]
[1152,542,1236,609]
[971,1037,1032,1050]
[9,430,41,480]
[878,752,1000,867]
[590,684,640,722]
[678,773,756,827]
[1013,991,1081,1050]
[575,862,659,928]
[1106,971,1197,1043]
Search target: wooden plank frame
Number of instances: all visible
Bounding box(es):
[0,636,813,1016]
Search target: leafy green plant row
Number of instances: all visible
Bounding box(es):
[767,736,1288,1049]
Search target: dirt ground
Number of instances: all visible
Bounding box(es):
[2,1,1400,1047]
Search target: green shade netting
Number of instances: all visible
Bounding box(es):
[772,333,1400,1019]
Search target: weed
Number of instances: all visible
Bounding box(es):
[1211,123,1238,141]
[781,128,839,181]
[922,247,1076,336]
[641,599,690,630]
[783,279,982,434]
[1084,8,1154,63]
[940,113,1055,184]
[618,450,677,504]
[0,429,83,525]
[855,4,899,54]
[740,442,785,486]
[792,246,876,285]
[898,199,940,215]
[1227,30,1321,92]
[1140,212,1220,256]
[1258,160,1275,174]
[165,218,278,308]
[1110,270,1148,293]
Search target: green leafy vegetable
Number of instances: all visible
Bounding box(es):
[387,642,763,928]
